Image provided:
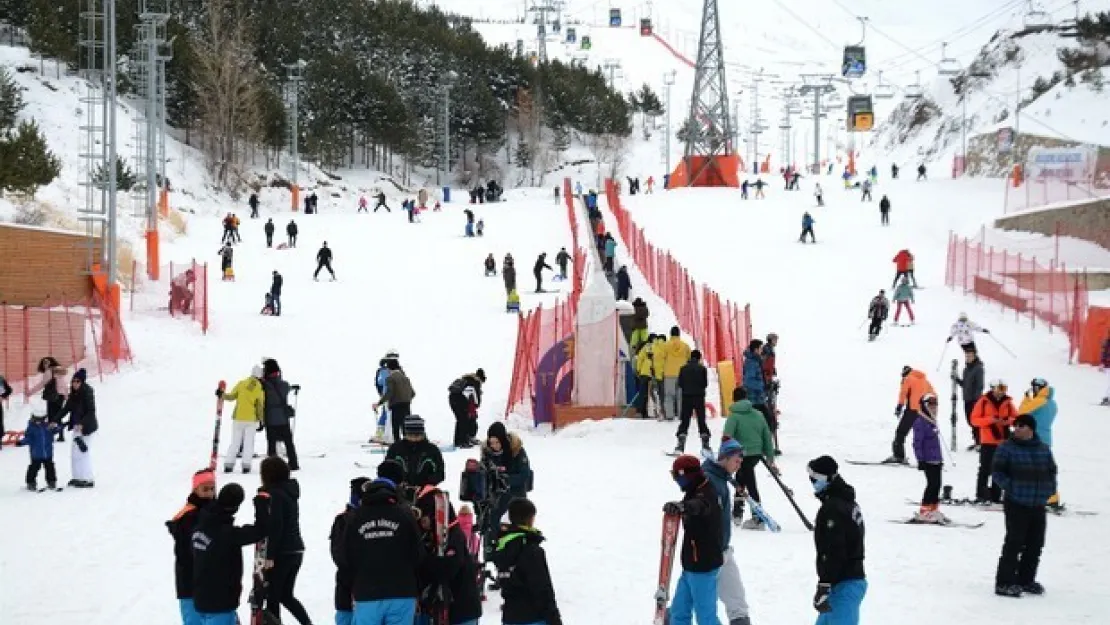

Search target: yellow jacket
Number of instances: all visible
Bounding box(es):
[652,338,666,380]
[635,347,655,377]
[662,337,691,377]
[1017,388,1048,414]
[224,376,264,422]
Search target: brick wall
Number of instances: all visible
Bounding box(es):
[0,223,101,305]
[994,198,1110,252]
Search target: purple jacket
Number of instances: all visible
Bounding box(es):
[912,415,943,464]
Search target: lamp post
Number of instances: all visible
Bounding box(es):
[663,70,675,174]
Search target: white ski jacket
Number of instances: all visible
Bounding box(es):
[949,320,985,346]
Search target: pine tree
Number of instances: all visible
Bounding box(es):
[0,119,61,196]
[0,67,23,131]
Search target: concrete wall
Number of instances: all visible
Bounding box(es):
[994,197,1110,254]
[0,223,100,305]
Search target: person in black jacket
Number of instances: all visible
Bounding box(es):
[37,357,67,441]
[479,422,533,566]
[675,350,710,454]
[533,253,552,293]
[264,218,275,247]
[448,369,486,448]
[166,469,217,625]
[314,242,336,281]
[615,265,631,301]
[492,498,561,625]
[413,488,482,625]
[330,477,370,625]
[259,457,312,624]
[953,350,986,449]
[286,220,298,248]
[259,358,300,470]
[807,455,867,623]
[249,193,260,218]
[191,483,269,623]
[384,415,445,489]
[270,271,284,317]
[340,478,424,624]
[58,368,97,487]
[664,454,723,625]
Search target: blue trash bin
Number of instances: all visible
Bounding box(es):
[442,186,451,203]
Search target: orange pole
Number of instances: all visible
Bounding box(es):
[146,229,160,280]
[291,186,300,212]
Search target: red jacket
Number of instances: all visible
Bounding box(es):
[893,250,912,272]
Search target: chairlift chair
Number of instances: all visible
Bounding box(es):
[937,42,960,77]
[874,71,895,99]
[904,71,924,99]
[1023,1,1052,28]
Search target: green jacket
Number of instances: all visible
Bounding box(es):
[722,400,775,459]
[892,282,914,303]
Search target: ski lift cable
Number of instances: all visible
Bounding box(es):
[870,0,1026,65]
[765,0,846,51]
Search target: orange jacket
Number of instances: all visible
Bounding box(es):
[897,369,934,411]
[970,393,1018,445]
[893,250,912,272]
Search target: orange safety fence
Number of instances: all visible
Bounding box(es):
[129,259,210,334]
[604,178,753,367]
[0,293,133,402]
[945,232,1088,363]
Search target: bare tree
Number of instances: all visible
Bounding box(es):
[588,133,629,189]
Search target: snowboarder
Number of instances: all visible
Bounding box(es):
[662,327,692,421]
[264,218,275,248]
[259,456,312,624]
[58,368,97,487]
[260,358,300,471]
[603,233,617,274]
[891,277,915,325]
[218,366,264,473]
[329,476,369,625]
[674,350,710,454]
[314,242,336,281]
[867,290,889,341]
[889,366,934,465]
[701,438,754,625]
[892,249,913,287]
[814,183,824,207]
[616,265,631,301]
[952,350,986,449]
[970,379,1017,503]
[502,260,517,295]
[991,413,1056,597]
[799,212,816,243]
[166,469,217,624]
[533,253,552,293]
[16,401,59,490]
[249,193,260,218]
[807,456,867,625]
[218,243,234,281]
[491,498,561,625]
[286,220,298,248]
[860,179,873,202]
[664,455,724,625]
[448,369,486,448]
[879,195,891,226]
[912,393,947,523]
[947,312,989,353]
[269,271,283,316]
[484,254,497,277]
[723,387,778,529]
[555,247,571,280]
[190,483,269,625]
[371,358,415,444]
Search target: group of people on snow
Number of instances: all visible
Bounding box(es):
[218,358,302,472]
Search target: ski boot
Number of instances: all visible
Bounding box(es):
[913,505,949,525]
[224,465,235,474]
[673,435,686,456]
[700,434,711,454]
[46,481,57,491]
[730,618,752,625]
[1021,582,1045,595]
[732,496,746,526]
[994,584,1022,598]
[26,481,37,492]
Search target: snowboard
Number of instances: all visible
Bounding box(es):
[653,510,681,625]
[889,518,984,529]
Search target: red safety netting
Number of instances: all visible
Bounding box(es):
[0,293,133,402]
[1003,176,1110,214]
[129,259,209,333]
[945,232,1088,362]
[604,178,753,366]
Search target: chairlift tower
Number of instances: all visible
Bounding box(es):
[132,0,171,280]
[529,0,561,63]
[797,75,836,173]
[679,0,736,187]
[603,58,623,88]
[284,60,306,209]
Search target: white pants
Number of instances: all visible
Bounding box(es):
[224,421,257,471]
[717,547,750,619]
[71,432,95,482]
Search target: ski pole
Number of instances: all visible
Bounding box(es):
[988,333,1017,358]
[760,458,815,531]
[934,341,950,372]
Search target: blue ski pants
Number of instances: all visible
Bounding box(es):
[195,612,236,625]
[814,579,867,625]
[353,598,416,625]
[178,599,201,625]
[336,610,353,625]
[669,568,721,625]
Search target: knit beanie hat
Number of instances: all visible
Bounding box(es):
[718,437,743,460]
[487,422,511,454]
[671,454,703,490]
[377,459,405,485]
[72,368,87,383]
[1014,414,1037,430]
[217,483,245,512]
[404,414,426,436]
[262,359,281,377]
[251,364,263,379]
[807,455,839,482]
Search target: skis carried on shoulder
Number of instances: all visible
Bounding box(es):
[209,380,227,472]
[653,509,681,625]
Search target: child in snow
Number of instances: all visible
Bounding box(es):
[218,243,234,281]
[476,218,485,236]
[913,393,947,523]
[18,402,59,491]
[484,254,497,277]
[799,212,816,243]
[506,289,521,313]
[892,277,915,325]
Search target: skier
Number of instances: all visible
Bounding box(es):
[878,195,890,226]
[741,340,772,431]
[603,234,617,274]
[814,183,824,207]
[264,218,275,248]
[799,212,816,243]
[664,454,723,625]
[476,218,484,236]
[384,415,445,488]
[533,253,552,293]
[358,195,369,213]
[888,366,934,465]
[249,193,260,219]
[947,312,989,353]
[167,469,217,625]
[891,163,899,179]
[991,414,1056,598]
[286,220,298,248]
[917,164,927,181]
[891,249,913,287]
[555,247,571,280]
[701,438,753,625]
[17,401,59,491]
[270,271,283,316]
[190,483,269,625]
[674,350,710,454]
[58,368,97,488]
[867,290,889,341]
[218,366,265,473]
[339,477,424,625]
[371,358,415,444]
[218,243,234,281]
[412,487,483,625]
[616,265,631,301]
[371,354,394,444]
[221,213,235,244]
[1017,378,1060,508]
[740,180,749,200]
[761,333,781,452]
[970,379,1017,503]
[647,176,655,193]
[723,387,778,528]
[314,242,336,281]
[860,179,873,202]
[575,181,583,197]
[464,208,476,236]
[329,476,369,625]
[753,179,766,199]
[232,214,242,243]
[662,327,692,421]
[807,456,866,625]
[373,190,390,212]
[1100,330,1110,405]
[259,456,312,625]
[912,393,947,523]
[952,350,985,449]
[491,498,562,625]
[891,277,915,325]
[481,422,533,558]
[448,369,486,448]
[553,185,561,204]
[260,358,300,471]
[503,256,517,295]
[37,356,67,442]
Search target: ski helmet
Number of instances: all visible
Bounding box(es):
[384,349,399,360]
[1030,377,1048,391]
[958,312,969,321]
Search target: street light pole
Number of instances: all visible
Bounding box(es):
[663,70,675,175]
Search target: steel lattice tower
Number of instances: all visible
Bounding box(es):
[681,0,734,186]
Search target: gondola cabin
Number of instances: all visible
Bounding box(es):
[640,18,653,36]
[847,95,874,132]
[566,27,577,43]
[581,35,592,50]
[842,45,866,78]
[609,8,622,27]
[552,19,561,34]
